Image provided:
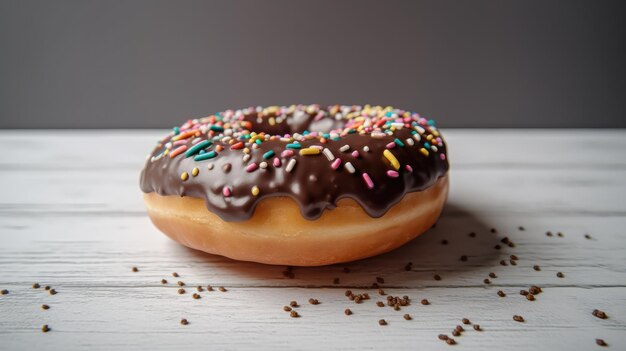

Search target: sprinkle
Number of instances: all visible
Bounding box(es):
[281,150,294,158]
[362,173,374,189]
[194,151,217,161]
[394,138,405,147]
[339,145,350,152]
[386,142,396,149]
[251,186,260,196]
[180,172,189,181]
[210,125,224,132]
[405,165,413,172]
[223,186,231,197]
[286,159,297,173]
[322,148,335,161]
[273,157,281,167]
[440,153,446,160]
[363,146,370,152]
[299,148,321,156]
[246,163,258,172]
[331,158,342,170]
[169,145,188,158]
[230,141,244,150]
[383,149,400,170]
[420,148,429,156]
[243,154,251,162]
[207,163,214,170]
[405,138,414,146]
[286,143,301,149]
[184,140,212,157]
[263,150,275,159]
[344,162,356,174]
[351,150,360,158]
[387,170,399,178]
[191,167,199,177]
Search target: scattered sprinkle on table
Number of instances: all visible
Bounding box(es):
[378,319,387,326]
[41,304,50,310]
[513,315,525,322]
[592,309,608,319]
[344,308,352,316]
[41,324,50,333]
[180,319,189,325]
[32,283,40,289]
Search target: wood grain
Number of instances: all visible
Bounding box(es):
[0,130,625,350]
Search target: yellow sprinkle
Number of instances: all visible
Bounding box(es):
[180,172,189,181]
[383,149,400,170]
[427,134,433,141]
[269,117,276,126]
[431,130,440,137]
[251,186,260,196]
[420,148,429,157]
[243,148,250,154]
[192,167,199,177]
[299,148,321,156]
[163,149,169,156]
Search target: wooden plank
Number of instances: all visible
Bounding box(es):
[0,130,625,170]
[0,168,624,217]
[1,215,624,288]
[0,285,624,350]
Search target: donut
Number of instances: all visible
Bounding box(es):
[140,104,449,266]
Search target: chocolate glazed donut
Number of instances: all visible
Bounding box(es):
[140,104,449,266]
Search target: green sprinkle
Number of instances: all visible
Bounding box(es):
[185,140,212,157]
[173,127,180,135]
[286,143,301,149]
[210,125,224,132]
[263,150,275,159]
[394,138,405,147]
[255,139,262,145]
[194,151,217,161]
[348,129,357,134]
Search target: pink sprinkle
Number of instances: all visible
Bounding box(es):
[246,163,258,172]
[405,165,413,172]
[331,158,342,170]
[173,139,188,146]
[351,150,360,158]
[387,170,399,178]
[440,154,446,160]
[281,150,294,158]
[223,186,231,197]
[386,142,396,149]
[362,173,374,189]
[273,157,281,167]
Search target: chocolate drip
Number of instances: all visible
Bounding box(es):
[140,106,449,222]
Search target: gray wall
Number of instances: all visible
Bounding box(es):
[1,0,625,129]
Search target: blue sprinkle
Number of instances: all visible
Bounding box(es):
[394,138,405,147]
[286,143,301,149]
[424,142,431,148]
[173,127,180,135]
[194,151,217,161]
[427,119,435,126]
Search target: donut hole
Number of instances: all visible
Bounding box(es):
[247,111,344,136]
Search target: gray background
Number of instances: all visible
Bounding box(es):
[1,0,625,129]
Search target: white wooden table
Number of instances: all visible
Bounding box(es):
[1,130,625,350]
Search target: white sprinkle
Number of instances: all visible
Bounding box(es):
[334,113,343,120]
[256,117,263,123]
[413,134,421,142]
[405,138,414,146]
[391,122,404,129]
[431,145,438,152]
[221,136,231,143]
[322,148,335,161]
[286,159,297,173]
[259,161,268,169]
[414,126,426,134]
[243,154,251,162]
[339,145,350,153]
[207,163,214,170]
[344,162,356,174]
[363,146,370,152]
[165,142,172,149]
[310,145,324,150]
[371,132,386,139]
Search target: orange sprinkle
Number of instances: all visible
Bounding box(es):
[169,145,188,158]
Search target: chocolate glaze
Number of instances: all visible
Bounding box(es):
[140,106,449,222]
